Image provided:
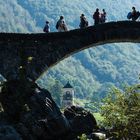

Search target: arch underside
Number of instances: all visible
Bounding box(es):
[0,21,140,81]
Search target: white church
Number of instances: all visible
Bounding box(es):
[62,82,74,108]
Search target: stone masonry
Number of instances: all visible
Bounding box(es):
[0,21,140,80]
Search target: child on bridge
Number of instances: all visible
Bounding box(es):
[43,21,50,33]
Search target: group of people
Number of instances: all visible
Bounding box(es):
[43,15,67,33]
[43,8,107,33]
[43,7,139,33]
[93,8,106,25]
[79,8,106,29]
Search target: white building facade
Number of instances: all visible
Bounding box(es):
[62,82,74,108]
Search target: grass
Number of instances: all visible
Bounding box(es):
[93,112,104,124]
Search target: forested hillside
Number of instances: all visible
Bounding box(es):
[0,0,140,104]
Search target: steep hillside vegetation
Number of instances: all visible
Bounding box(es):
[0,0,140,103]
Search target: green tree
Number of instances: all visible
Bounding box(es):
[100,84,140,139]
[78,134,88,140]
[49,80,63,107]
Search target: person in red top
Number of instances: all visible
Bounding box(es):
[131,7,137,21]
[93,8,100,25]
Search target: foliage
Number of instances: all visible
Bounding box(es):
[78,134,88,140]
[100,84,140,139]
[93,113,104,124]
[38,79,63,106]
[49,80,62,106]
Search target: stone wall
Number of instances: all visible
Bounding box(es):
[0,21,140,80]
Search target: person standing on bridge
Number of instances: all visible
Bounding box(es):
[56,16,68,32]
[79,14,88,28]
[100,9,106,23]
[43,21,50,33]
[127,7,140,21]
[131,7,140,21]
[132,7,137,21]
[93,8,100,25]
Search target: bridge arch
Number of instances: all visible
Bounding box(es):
[0,21,140,80]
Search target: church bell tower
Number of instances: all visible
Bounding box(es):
[62,82,74,108]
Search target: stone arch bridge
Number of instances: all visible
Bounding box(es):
[0,21,140,81]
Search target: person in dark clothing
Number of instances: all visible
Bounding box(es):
[93,8,100,25]
[43,21,50,33]
[79,14,88,28]
[132,7,137,21]
[127,7,140,21]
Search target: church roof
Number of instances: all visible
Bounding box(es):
[63,82,73,88]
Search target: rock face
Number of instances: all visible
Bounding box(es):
[0,125,22,140]
[64,106,98,135]
[0,80,98,140]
